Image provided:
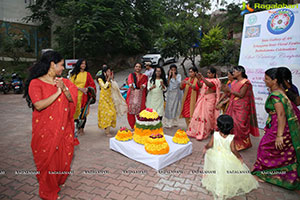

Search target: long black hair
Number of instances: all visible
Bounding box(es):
[228,68,234,76]
[99,66,110,84]
[23,51,63,108]
[277,67,293,87]
[167,64,178,79]
[233,65,248,79]
[265,68,278,80]
[189,66,198,73]
[70,58,88,80]
[276,67,298,104]
[208,67,217,78]
[150,66,168,87]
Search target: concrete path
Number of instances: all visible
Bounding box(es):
[0,59,299,200]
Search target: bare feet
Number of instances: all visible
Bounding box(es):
[105,127,113,137]
[78,128,85,135]
[106,133,113,137]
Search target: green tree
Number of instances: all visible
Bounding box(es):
[222,3,243,34]
[26,0,165,59]
[0,33,32,64]
[199,25,224,67]
[155,0,211,76]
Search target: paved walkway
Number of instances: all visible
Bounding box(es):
[0,61,299,200]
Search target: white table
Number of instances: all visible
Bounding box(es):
[109,135,193,170]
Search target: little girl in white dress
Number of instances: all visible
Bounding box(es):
[202,114,259,200]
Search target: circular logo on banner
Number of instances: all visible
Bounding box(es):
[267,9,294,34]
[248,15,257,25]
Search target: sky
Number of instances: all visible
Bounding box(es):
[210,0,243,13]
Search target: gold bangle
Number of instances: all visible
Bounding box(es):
[63,87,69,92]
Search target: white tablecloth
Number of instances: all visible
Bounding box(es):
[109,135,193,170]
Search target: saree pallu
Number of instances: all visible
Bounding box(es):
[180,77,199,118]
[128,89,143,115]
[126,73,148,129]
[111,81,128,116]
[187,78,221,140]
[29,78,78,200]
[291,102,300,122]
[221,80,233,113]
[252,91,300,190]
[226,79,259,151]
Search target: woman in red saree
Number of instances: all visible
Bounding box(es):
[126,62,148,129]
[180,67,200,127]
[24,51,78,200]
[225,66,259,151]
[187,67,221,140]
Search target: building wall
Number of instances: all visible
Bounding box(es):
[0,0,38,26]
[0,0,50,59]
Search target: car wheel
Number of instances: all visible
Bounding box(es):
[158,59,164,67]
[173,56,179,63]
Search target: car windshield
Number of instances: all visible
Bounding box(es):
[147,49,160,54]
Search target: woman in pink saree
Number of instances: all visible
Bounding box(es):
[225,66,259,151]
[187,67,221,140]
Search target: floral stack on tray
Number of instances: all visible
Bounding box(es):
[133,108,163,144]
[115,127,133,141]
[172,129,190,144]
[145,133,170,155]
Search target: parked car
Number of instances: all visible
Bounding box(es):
[141,49,178,67]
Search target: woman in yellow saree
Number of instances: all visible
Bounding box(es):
[70,59,96,137]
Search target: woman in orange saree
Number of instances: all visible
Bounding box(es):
[179,67,200,127]
[187,67,221,140]
[225,66,259,151]
[126,63,148,129]
[24,51,78,200]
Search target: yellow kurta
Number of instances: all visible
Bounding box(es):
[70,72,87,119]
[98,78,116,129]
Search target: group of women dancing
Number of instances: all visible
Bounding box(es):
[23,50,300,199]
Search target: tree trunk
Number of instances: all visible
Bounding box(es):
[181,57,188,77]
[189,56,196,68]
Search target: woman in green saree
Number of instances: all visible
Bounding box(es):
[252,68,300,190]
